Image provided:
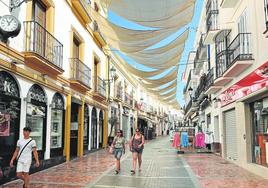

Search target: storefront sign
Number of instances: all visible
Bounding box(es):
[220,61,268,106]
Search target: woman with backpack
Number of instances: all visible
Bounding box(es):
[111,130,125,174]
[129,128,145,175]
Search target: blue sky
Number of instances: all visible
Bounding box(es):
[108,0,204,107]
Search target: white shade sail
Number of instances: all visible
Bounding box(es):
[87,6,182,53]
[98,0,195,28]
[129,30,188,58]
[148,80,177,93]
[142,67,178,85]
[159,88,177,98]
[127,30,188,67]
[113,52,177,78]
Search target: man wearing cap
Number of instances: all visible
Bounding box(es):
[10,127,40,188]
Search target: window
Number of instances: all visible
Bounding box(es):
[33,0,46,27]
[73,37,80,59]
[251,99,268,168]
[238,10,248,33]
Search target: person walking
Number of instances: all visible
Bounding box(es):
[10,127,40,188]
[129,128,145,175]
[111,130,125,174]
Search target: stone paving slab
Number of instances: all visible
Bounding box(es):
[89,137,200,188]
[2,149,117,188]
[3,136,268,188]
[183,154,268,188]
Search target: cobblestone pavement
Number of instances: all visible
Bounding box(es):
[3,136,268,188]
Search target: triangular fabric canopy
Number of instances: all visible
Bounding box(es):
[85,5,182,53]
[113,53,176,78]
[126,30,188,67]
[148,80,177,93]
[160,88,177,98]
[129,30,188,58]
[142,67,178,85]
[98,0,195,29]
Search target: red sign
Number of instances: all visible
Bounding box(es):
[220,61,268,106]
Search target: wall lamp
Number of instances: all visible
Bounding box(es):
[104,66,116,83]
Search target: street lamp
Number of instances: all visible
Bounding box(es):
[104,66,116,83]
[110,66,116,81]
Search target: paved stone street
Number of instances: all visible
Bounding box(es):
[2,136,268,188]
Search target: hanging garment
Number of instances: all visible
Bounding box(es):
[181,132,189,147]
[205,131,214,144]
[172,132,180,148]
[195,132,205,148]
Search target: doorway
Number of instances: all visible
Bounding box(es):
[99,110,104,148]
[70,103,79,158]
[91,107,97,149]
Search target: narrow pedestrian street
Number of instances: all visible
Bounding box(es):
[3,136,268,188]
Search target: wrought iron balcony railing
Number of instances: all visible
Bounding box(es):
[194,74,207,100]
[24,21,63,69]
[265,0,268,29]
[124,92,134,106]
[185,100,192,114]
[216,50,229,78]
[205,68,215,91]
[97,76,106,97]
[206,0,219,32]
[227,33,252,68]
[116,85,123,100]
[70,58,91,87]
[184,70,192,92]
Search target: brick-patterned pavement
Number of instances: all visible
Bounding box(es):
[184,154,268,188]
[2,136,268,188]
[2,149,117,188]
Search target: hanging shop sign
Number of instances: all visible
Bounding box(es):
[220,61,268,106]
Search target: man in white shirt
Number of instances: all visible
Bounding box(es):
[10,127,40,188]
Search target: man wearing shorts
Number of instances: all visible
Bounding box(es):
[10,127,40,188]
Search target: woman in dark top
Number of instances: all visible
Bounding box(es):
[129,128,145,175]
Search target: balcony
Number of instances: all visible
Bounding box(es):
[204,0,219,44]
[93,21,106,46]
[124,92,134,108]
[224,33,253,77]
[184,99,199,117]
[69,58,91,92]
[220,0,239,8]
[205,68,222,94]
[97,76,106,96]
[265,0,268,35]
[194,74,207,102]
[23,21,63,76]
[184,70,192,94]
[71,0,92,24]
[114,85,123,101]
[215,50,233,86]
[199,34,207,59]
